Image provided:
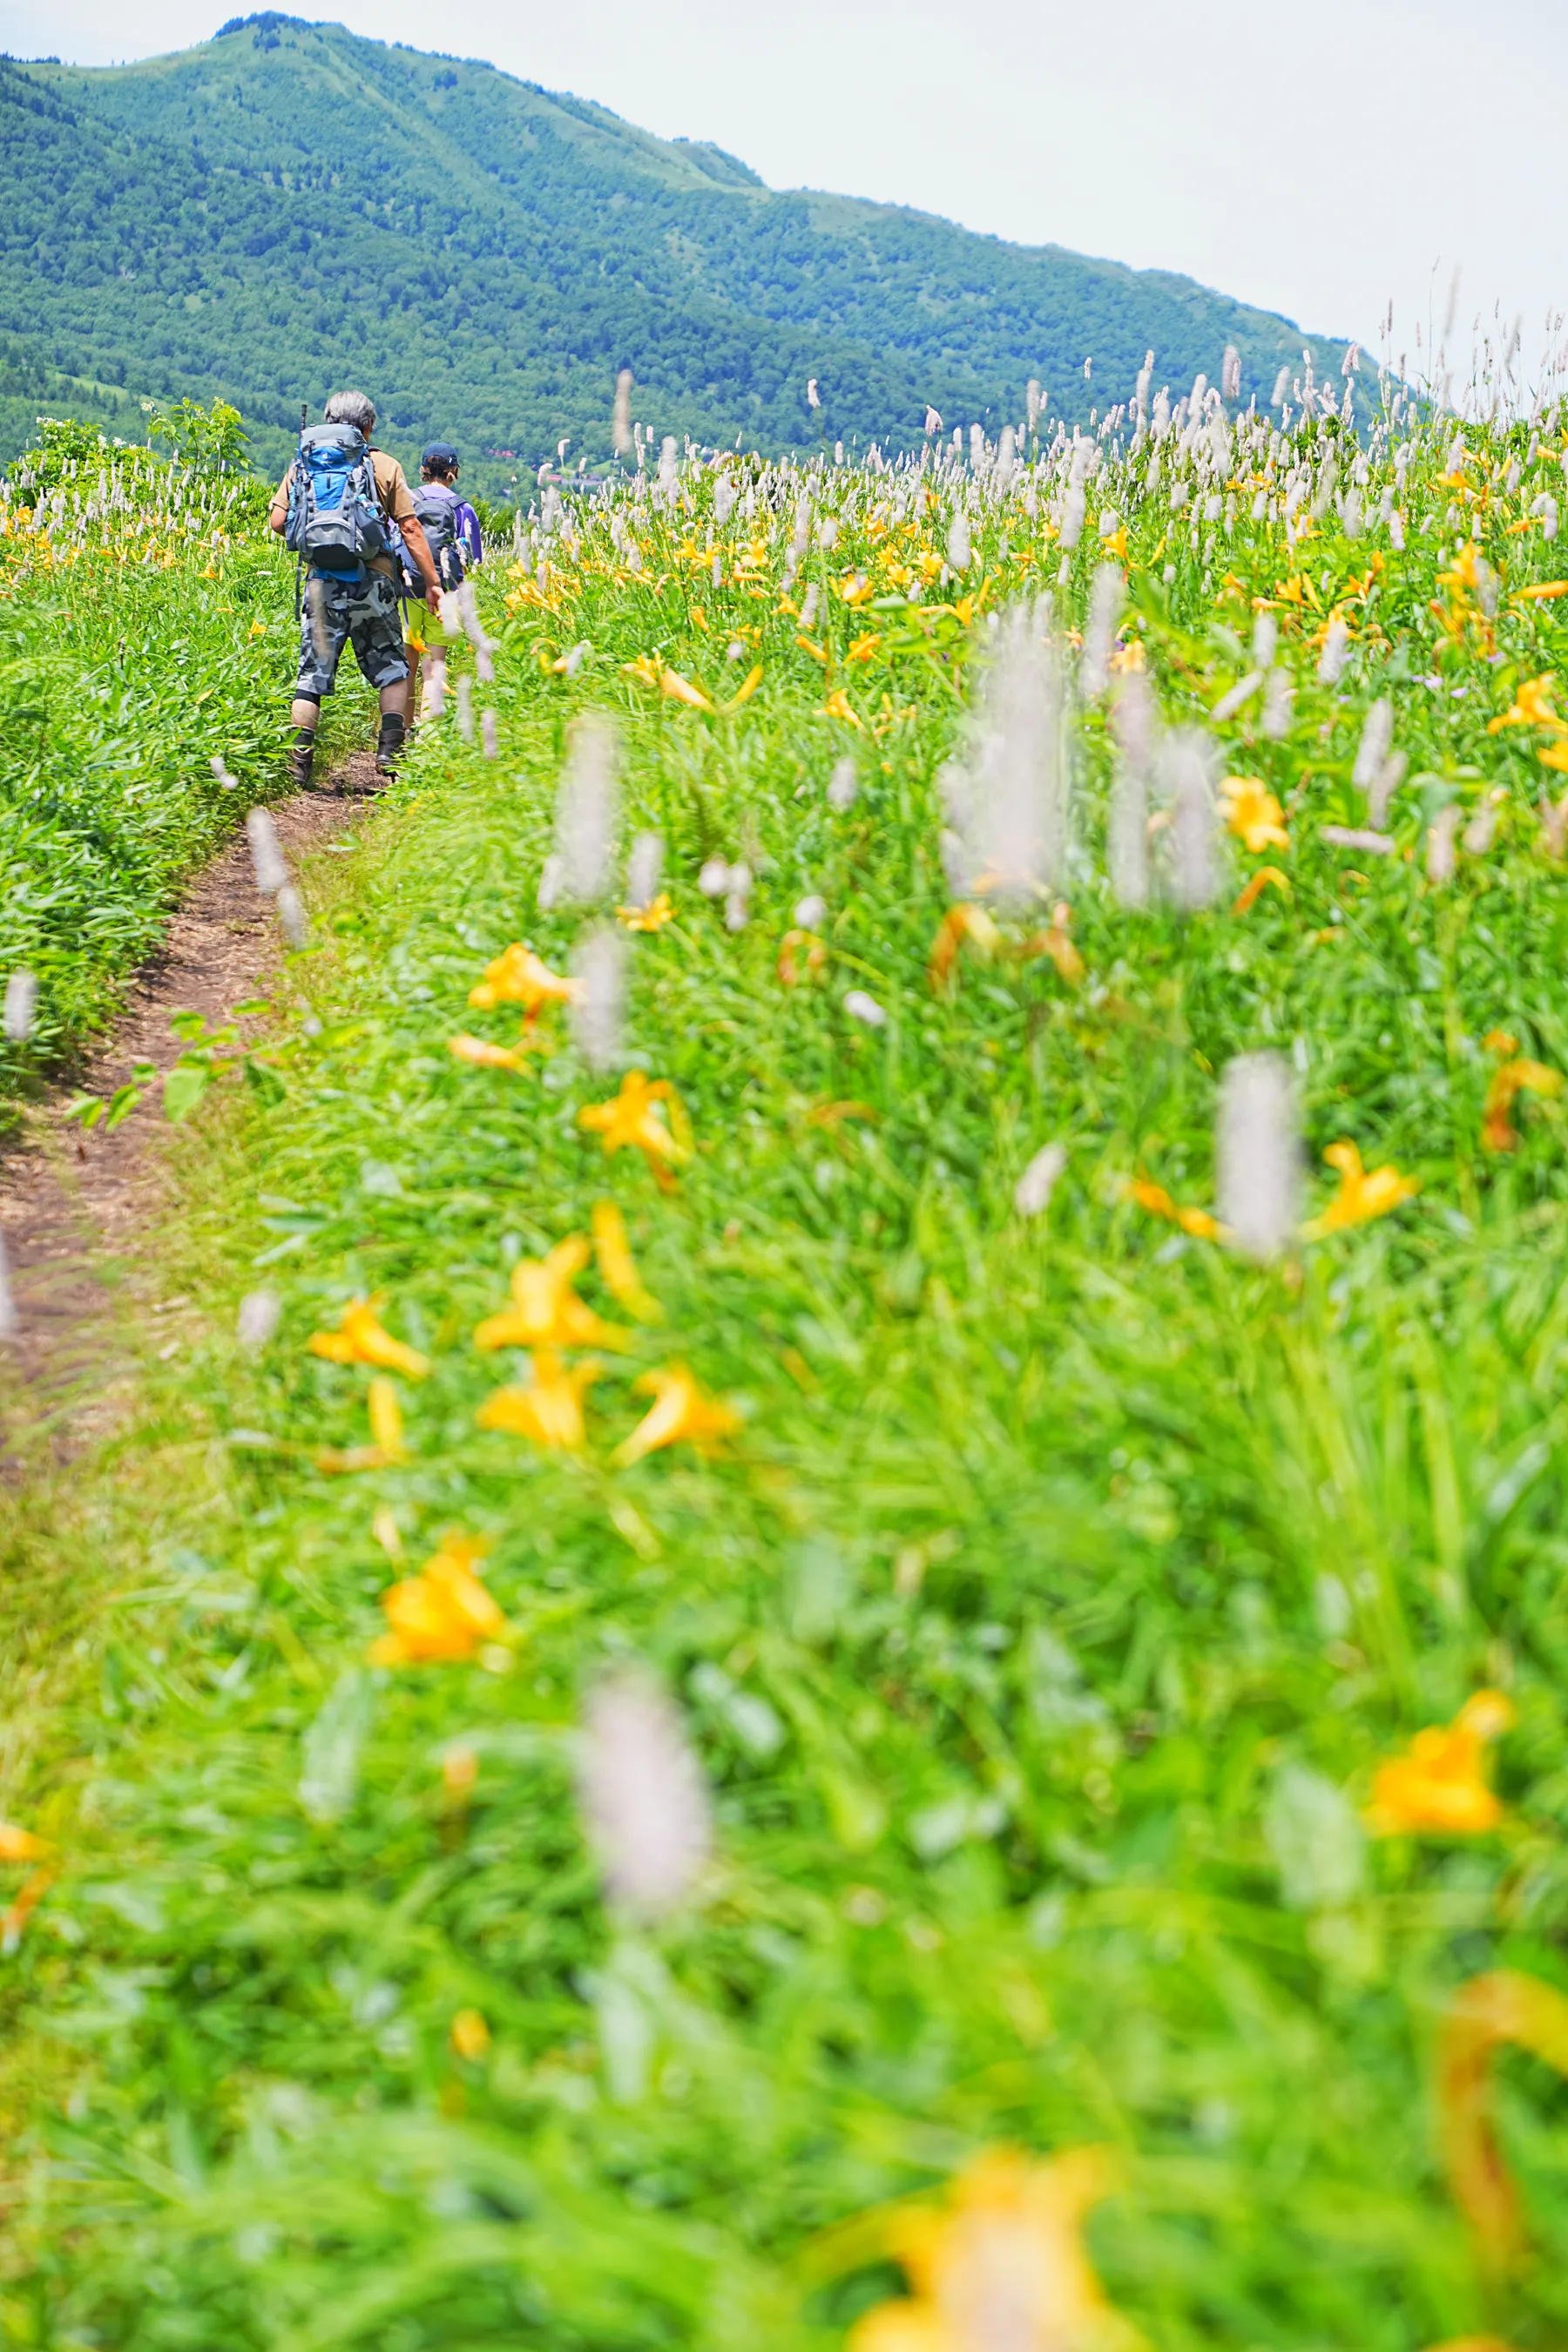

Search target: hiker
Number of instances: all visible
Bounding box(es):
[403,443,483,720]
[268,389,440,787]
[413,443,483,585]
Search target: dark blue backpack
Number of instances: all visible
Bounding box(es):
[409,482,465,590]
[285,423,388,580]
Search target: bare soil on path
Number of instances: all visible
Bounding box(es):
[0,754,376,1450]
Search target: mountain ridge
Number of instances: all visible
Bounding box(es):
[0,15,1353,490]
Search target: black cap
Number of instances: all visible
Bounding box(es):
[421,442,460,467]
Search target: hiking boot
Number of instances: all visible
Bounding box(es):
[375,713,406,776]
[287,727,316,789]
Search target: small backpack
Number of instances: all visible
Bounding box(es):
[285,423,389,580]
[409,481,465,589]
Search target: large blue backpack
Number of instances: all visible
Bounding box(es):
[285,423,388,580]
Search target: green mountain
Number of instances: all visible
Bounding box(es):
[0,13,1353,495]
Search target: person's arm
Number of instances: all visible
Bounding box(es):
[400,513,441,603]
[381,462,441,600]
[268,465,293,537]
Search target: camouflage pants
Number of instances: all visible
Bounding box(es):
[295,570,409,698]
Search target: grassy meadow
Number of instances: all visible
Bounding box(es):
[0,417,297,1103]
[5,362,1568,2348]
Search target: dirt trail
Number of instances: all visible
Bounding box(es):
[0,754,376,1447]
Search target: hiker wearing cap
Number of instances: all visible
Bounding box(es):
[403,443,484,717]
[269,389,440,787]
[414,443,483,585]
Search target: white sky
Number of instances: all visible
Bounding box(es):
[7,0,1567,381]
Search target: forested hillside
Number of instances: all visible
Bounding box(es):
[0,13,1352,490]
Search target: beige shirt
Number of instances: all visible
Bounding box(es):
[272,447,422,582]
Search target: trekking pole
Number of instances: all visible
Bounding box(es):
[294,405,308,618]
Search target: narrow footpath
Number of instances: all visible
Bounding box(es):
[0,760,375,1448]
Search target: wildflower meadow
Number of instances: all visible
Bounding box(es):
[0,413,290,1098]
[7,328,1568,2348]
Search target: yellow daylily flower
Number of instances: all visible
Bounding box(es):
[721,661,764,713]
[1367,1691,1515,1837]
[616,891,676,932]
[928,903,1001,990]
[448,1031,539,1072]
[0,1823,50,1862]
[369,1533,505,1666]
[612,1363,741,1466]
[1220,775,1290,855]
[848,2146,1139,2352]
[839,570,875,607]
[1127,1177,1223,1242]
[449,2008,490,2061]
[1486,672,1564,734]
[578,1071,693,1179]
[476,1350,600,1450]
[0,1823,55,1948]
[823,688,862,728]
[1232,864,1292,916]
[1437,541,1483,596]
[467,944,578,1015]
[474,1237,631,1352]
[1440,1968,1568,2274]
[308,1298,430,1381]
[847,632,883,665]
[1020,914,1085,985]
[591,1199,663,1321]
[778,928,828,986]
[1482,1056,1563,1152]
[367,1376,406,1461]
[1301,1140,1418,1238]
[316,1376,409,1473]
[660,667,715,712]
[623,652,664,688]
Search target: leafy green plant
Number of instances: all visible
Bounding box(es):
[142,395,251,474]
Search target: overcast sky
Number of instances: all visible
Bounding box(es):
[7,0,1566,385]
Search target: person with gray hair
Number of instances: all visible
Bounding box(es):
[324,389,374,435]
[269,389,439,787]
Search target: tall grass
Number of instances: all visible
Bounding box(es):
[6,367,1568,2346]
[0,419,294,1099]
